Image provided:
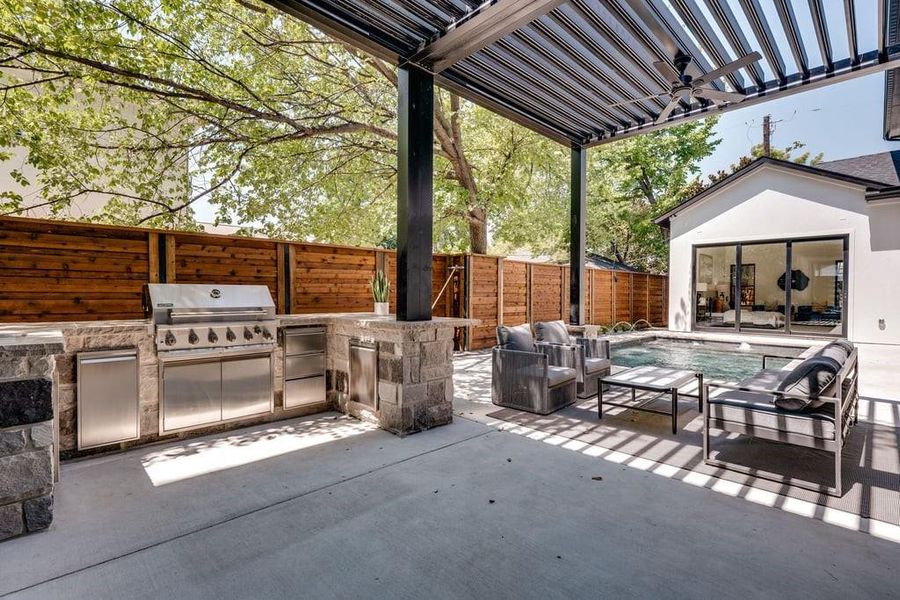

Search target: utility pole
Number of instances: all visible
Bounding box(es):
[762,114,772,156]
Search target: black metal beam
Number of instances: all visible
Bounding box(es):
[845,0,859,65]
[773,0,809,77]
[409,0,566,72]
[569,145,586,325]
[738,0,787,84]
[807,0,833,72]
[396,64,433,321]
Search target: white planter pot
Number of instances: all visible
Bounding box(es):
[374,302,390,316]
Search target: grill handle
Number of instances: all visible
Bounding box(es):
[168,308,269,322]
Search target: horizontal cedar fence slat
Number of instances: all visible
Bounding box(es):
[0,217,667,339]
[0,216,465,322]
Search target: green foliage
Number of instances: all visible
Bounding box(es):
[371,269,390,303]
[0,0,720,270]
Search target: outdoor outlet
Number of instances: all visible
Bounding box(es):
[879,318,886,331]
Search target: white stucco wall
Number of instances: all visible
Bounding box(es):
[666,163,900,350]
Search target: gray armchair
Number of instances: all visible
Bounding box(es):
[492,323,577,414]
[534,320,611,399]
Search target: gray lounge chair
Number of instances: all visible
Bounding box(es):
[534,320,611,399]
[492,323,577,414]
[703,340,860,496]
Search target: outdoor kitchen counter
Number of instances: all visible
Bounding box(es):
[277,314,478,435]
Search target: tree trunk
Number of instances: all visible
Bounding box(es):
[468,206,488,254]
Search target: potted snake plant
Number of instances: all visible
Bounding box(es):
[371,269,390,315]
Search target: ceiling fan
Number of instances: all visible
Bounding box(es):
[611,50,762,124]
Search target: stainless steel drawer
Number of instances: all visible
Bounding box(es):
[284,353,325,379]
[284,328,325,355]
[77,349,140,450]
[284,376,326,408]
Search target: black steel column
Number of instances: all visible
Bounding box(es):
[569,145,586,324]
[397,64,433,321]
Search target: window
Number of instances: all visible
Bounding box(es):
[693,236,846,337]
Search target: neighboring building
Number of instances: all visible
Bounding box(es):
[655,155,900,355]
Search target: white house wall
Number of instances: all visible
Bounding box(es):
[667,164,900,350]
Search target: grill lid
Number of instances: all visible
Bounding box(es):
[144,284,276,324]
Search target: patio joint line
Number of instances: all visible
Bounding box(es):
[0,427,494,598]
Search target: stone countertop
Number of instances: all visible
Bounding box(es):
[0,326,65,355]
[277,314,478,329]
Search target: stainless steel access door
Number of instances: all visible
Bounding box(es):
[349,339,377,408]
[221,354,273,420]
[162,360,221,432]
[77,349,140,450]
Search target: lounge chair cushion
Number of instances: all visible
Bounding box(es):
[547,365,576,388]
[775,355,841,411]
[534,320,571,345]
[584,357,611,375]
[814,340,853,365]
[708,390,835,440]
[497,324,535,352]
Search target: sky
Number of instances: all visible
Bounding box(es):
[698,72,900,178]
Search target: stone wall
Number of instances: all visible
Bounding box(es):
[0,377,56,541]
[326,319,457,435]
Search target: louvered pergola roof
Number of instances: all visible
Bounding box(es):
[264,0,900,147]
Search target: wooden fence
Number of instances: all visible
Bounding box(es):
[464,256,669,350]
[0,217,667,349]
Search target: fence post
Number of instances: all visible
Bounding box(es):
[526,263,533,325]
[497,256,504,326]
[148,233,160,284]
[164,234,177,283]
[464,254,472,351]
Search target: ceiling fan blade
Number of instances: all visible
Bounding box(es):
[654,98,681,124]
[692,52,762,87]
[694,88,746,103]
[652,60,680,84]
[607,92,669,109]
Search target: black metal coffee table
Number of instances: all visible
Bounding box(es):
[598,366,703,435]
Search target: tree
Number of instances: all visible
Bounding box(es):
[684,139,824,199]
[0,0,721,265]
[589,119,720,272]
[0,0,532,252]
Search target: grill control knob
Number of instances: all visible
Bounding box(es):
[243,327,253,341]
[164,331,176,346]
[226,328,236,342]
[188,329,199,345]
[208,329,218,344]
[254,325,262,334]
[261,327,272,340]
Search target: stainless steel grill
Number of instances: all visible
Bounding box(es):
[144,284,277,433]
[145,283,277,353]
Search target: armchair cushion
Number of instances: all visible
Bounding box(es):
[497,324,535,352]
[775,355,841,411]
[534,320,571,345]
[584,357,611,375]
[547,366,576,387]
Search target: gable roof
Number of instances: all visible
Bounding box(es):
[817,150,900,186]
[654,156,891,228]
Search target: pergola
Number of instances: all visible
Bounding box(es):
[262,0,899,323]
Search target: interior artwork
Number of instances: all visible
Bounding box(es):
[777,269,810,291]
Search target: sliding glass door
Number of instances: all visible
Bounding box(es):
[692,236,847,337]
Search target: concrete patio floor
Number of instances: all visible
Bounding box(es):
[2,399,899,598]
